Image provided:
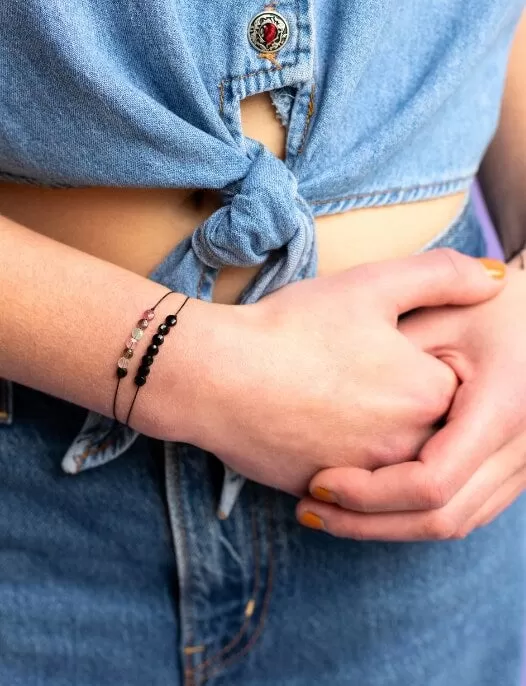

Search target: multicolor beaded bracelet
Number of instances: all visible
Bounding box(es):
[124,295,190,426]
[112,290,177,422]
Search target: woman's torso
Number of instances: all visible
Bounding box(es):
[0,94,467,304]
[0,0,524,302]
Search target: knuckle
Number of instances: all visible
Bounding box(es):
[339,524,367,541]
[328,515,369,539]
[380,439,415,466]
[429,375,455,416]
[418,473,455,510]
[365,434,417,469]
[415,375,455,424]
[423,511,458,540]
[431,247,462,281]
[452,528,469,540]
[343,265,376,299]
[347,487,374,513]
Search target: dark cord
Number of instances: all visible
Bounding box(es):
[125,295,190,427]
[112,290,178,423]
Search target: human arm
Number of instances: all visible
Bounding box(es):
[0,213,502,495]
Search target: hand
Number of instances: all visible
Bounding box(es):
[298,261,525,540]
[154,249,504,498]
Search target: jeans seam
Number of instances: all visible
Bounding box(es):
[164,444,198,685]
[296,82,316,155]
[308,174,474,206]
[195,494,275,684]
[218,65,289,116]
[0,170,73,188]
[185,489,263,676]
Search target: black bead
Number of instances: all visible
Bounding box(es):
[147,344,159,356]
[165,314,177,327]
[117,367,128,379]
[158,323,169,335]
[137,365,150,377]
[134,375,147,387]
[142,355,154,367]
[152,333,164,346]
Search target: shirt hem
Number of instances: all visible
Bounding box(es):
[307,174,476,217]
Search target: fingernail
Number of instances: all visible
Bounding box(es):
[478,258,506,280]
[312,487,338,504]
[299,512,325,530]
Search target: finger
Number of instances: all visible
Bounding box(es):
[308,377,516,513]
[416,371,522,499]
[300,437,526,540]
[296,497,455,541]
[461,468,526,534]
[359,249,505,318]
[311,425,526,517]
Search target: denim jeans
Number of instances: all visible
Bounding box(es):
[0,196,524,686]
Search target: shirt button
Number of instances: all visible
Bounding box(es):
[248,10,290,53]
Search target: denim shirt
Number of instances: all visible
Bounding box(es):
[1,0,524,516]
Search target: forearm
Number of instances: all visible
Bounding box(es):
[0,214,216,438]
[479,10,526,260]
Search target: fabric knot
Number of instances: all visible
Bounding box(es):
[61,141,318,522]
[191,139,315,283]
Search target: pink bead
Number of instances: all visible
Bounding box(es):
[117,357,129,369]
[143,309,155,321]
[125,338,137,349]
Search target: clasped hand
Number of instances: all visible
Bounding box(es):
[298,256,526,540]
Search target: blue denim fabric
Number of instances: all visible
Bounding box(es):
[1,0,525,511]
[1,200,524,686]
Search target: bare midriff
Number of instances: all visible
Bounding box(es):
[0,93,468,304]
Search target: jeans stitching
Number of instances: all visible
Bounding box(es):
[309,174,474,206]
[297,82,315,154]
[0,170,73,188]
[167,445,198,685]
[218,64,288,116]
[185,488,263,674]
[196,494,275,683]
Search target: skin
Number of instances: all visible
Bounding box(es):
[298,11,526,539]
[300,258,526,539]
[0,216,503,499]
[0,12,523,543]
[0,96,468,306]
[176,250,504,495]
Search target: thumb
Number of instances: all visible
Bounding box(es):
[365,249,505,317]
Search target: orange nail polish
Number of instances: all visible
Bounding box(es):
[478,258,506,280]
[312,487,338,504]
[299,512,325,530]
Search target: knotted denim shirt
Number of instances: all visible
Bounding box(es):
[1,0,524,516]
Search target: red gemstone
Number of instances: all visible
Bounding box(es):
[262,22,278,45]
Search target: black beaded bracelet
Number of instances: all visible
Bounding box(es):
[112,290,179,422]
[124,295,190,426]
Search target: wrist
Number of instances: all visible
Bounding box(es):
[131,296,251,445]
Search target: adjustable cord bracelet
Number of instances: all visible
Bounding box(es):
[112,291,189,423]
[124,294,190,426]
